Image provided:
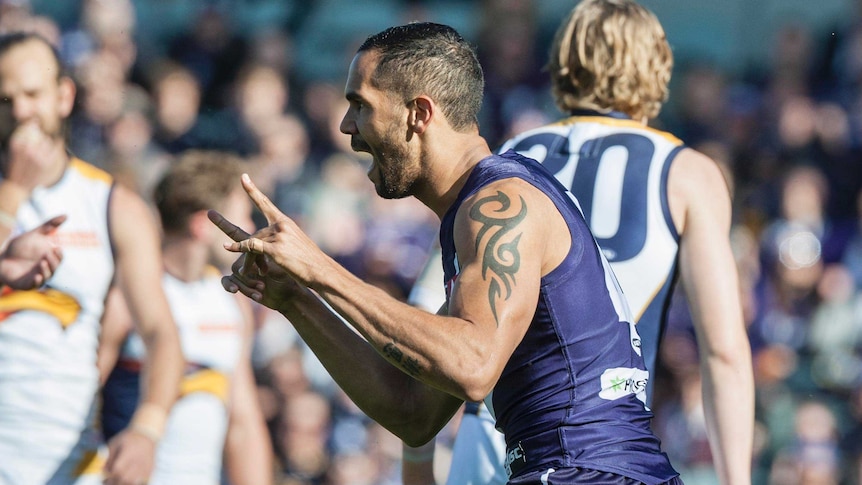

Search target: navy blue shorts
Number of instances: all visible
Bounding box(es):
[507,467,684,485]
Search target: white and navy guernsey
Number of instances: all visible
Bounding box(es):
[499,110,686,402]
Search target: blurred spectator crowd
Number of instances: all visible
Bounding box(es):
[3,0,862,483]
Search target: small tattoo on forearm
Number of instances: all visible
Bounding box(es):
[382,342,403,361]
[469,191,526,325]
[382,342,422,377]
[403,356,421,377]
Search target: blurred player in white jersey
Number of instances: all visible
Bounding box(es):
[0,32,183,485]
[98,150,274,485]
[402,1,754,484]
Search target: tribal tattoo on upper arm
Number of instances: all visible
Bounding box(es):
[468,190,527,325]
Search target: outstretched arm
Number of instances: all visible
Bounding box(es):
[672,149,754,485]
[211,203,461,445]
[210,175,558,446]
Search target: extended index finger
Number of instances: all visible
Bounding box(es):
[207,209,251,242]
[240,173,285,224]
[208,209,264,277]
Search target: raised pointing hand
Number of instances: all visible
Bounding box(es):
[209,174,285,256]
[208,174,317,304]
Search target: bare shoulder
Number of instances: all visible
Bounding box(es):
[454,178,552,232]
[109,183,150,213]
[460,177,559,211]
[667,147,733,232]
[454,177,568,274]
[669,148,732,201]
[108,183,160,249]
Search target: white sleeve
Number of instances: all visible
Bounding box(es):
[407,242,446,313]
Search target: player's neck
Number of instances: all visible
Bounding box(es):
[418,134,491,218]
[161,237,208,282]
[40,146,72,188]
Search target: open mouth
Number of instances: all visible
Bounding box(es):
[351,137,371,153]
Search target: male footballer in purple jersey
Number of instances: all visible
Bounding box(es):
[402,1,754,485]
[210,21,682,484]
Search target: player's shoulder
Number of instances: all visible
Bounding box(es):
[107,181,160,241]
[671,147,729,187]
[668,146,733,214]
[69,158,113,185]
[455,175,558,233]
[460,175,532,206]
[108,181,149,213]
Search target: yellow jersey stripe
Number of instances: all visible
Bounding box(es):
[552,116,684,145]
[73,449,106,476]
[180,369,230,403]
[70,158,113,184]
[0,289,82,328]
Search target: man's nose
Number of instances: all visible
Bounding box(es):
[10,97,33,122]
[339,112,355,135]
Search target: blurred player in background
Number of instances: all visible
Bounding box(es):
[98,150,274,485]
[0,31,183,485]
[402,1,754,484]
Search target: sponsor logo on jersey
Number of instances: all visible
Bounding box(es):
[599,367,649,404]
[197,322,242,333]
[504,441,526,478]
[56,231,102,248]
[628,321,642,357]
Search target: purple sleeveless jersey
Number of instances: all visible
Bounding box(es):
[439,151,679,483]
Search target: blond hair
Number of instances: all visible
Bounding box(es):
[548,0,672,121]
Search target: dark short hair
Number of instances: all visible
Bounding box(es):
[358,22,484,132]
[0,31,65,80]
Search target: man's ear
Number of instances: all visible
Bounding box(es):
[57,76,76,119]
[410,96,433,134]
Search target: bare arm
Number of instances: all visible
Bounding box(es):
[104,185,184,485]
[402,438,438,485]
[96,286,134,385]
[210,175,559,446]
[224,295,274,485]
[671,149,754,485]
[217,251,460,446]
